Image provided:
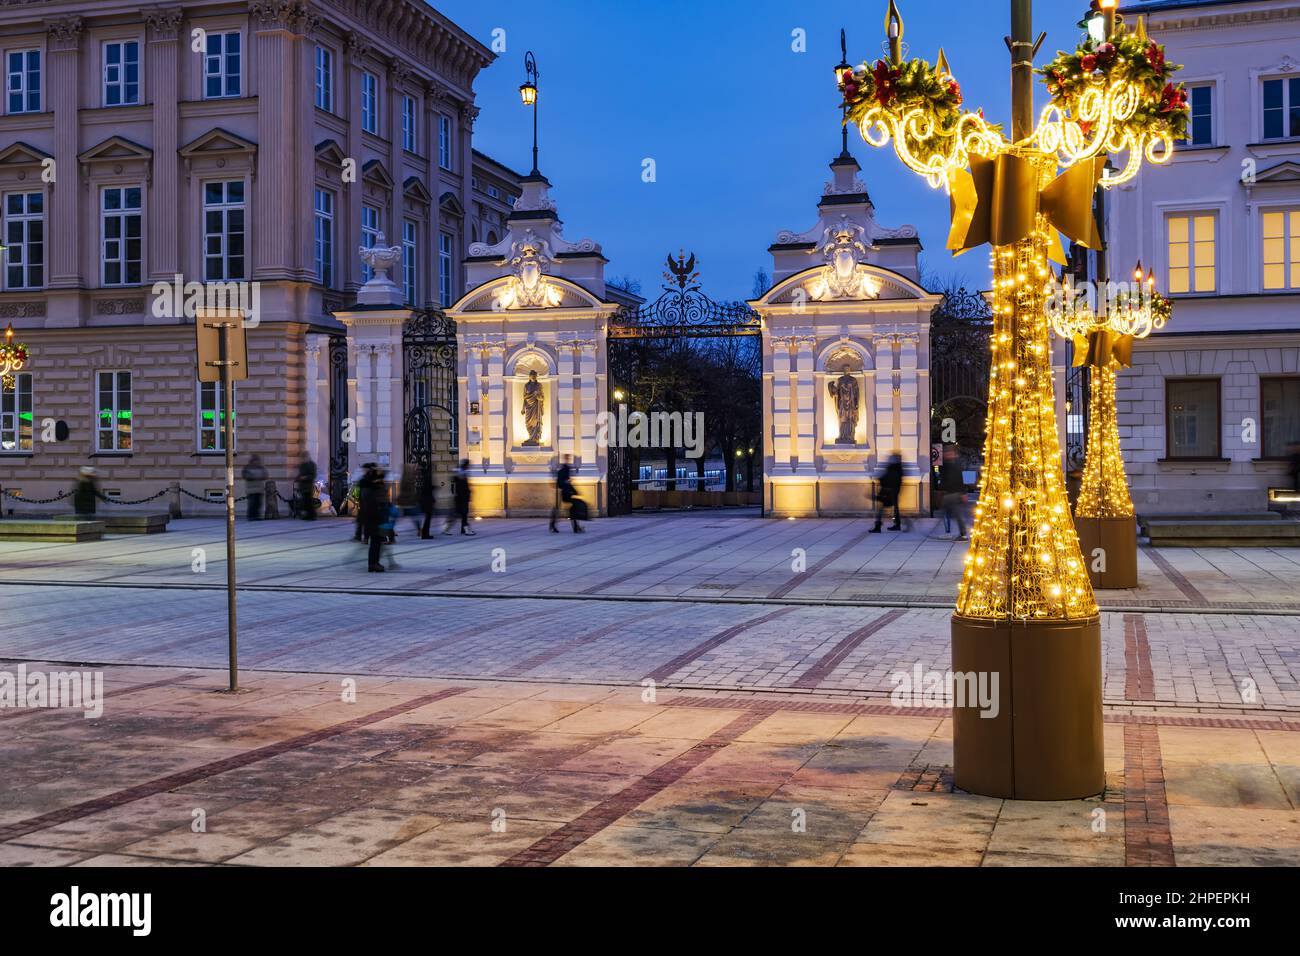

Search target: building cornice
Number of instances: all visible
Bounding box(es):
[1137,3,1300,33]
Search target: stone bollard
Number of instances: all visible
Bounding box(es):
[168,481,182,519]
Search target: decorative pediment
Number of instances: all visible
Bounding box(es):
[756,263,931,308]
[451,273,605,314]
[403,176,433,203]
[0,141,52,169]
[179,127,257,159]
[78,136,153,165]
[362,159,394,190]
[439,191,465,217]
[315,139,346,166]
[1251,160,1300,185]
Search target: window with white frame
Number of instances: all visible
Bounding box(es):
[1167,212,1216,295]
[204,32,241,99]
[1263,76,1300,141]
[3,192,44,290]
[1179,83,1213,146]
[361,71,379,134]
[1166,378,1220,459]
[103,40,140,107]
[203,181,245,281]
[438,114,453,170]
[360,204,380,282]
[314,188,334,287]
[198,380,235,451]
[1263,208,1300,291]
[101,186,142,286]
[96,370,132,452]
[402,95,417,152]
[0,372,32,452]
[314,44,333,112]
[1262,377,1300,459]
[439,231,454,306]
[402,219,418,304]
[6,49,39,114]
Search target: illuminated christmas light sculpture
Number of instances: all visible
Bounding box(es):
[0,323,29,390]
[841,0,1186,799]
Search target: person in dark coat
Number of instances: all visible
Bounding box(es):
[418,466,436,539]
[938,445,968,541]
[241,454,268,521]
[444,459,474,536]
[1288,440,1300,492]
[550,454,582,533]
[871,454,904,533]
[73,467,99,516]
[295,458,318,520]
[358,465,389,571]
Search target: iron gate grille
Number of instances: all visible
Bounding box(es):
[403,309,458,499]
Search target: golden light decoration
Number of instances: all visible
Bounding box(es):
[0,323,29,390]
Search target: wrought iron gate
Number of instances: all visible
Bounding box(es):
[606,252,763,516]
[403,309,458,501]
[929,288,993,463]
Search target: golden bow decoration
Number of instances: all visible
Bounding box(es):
[946,154,1107,266]
[1071,328,1133,369]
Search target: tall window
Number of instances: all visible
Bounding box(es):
[101,186,142,286]
[204,32,241,99]
[1179,84,1212,146]
[402,220,418,304]
[103,40,140,106]
[203,181,245,281]
[361,71,379,134]
[0,373,32,452]
[439,231,454,306]
[1262,208,1300,291]
[314,44,333,112]
[1263,76,1300,140]
[96,370,132,452]
[1262,378,1300,459]
[314,188,334,286]
[438,114,453,170]
[3,192,43,290]
[198,380,235,451]
[6,50,39,114]
[1166,379,1220,459]
[1167,213,1216,294]
[360,205,380,282]
[402,95,417,152]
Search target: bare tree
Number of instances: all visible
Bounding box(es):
[752,268,771,299]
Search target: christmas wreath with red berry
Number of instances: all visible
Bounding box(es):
[840,56,968,137]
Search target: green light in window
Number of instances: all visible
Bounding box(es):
[18,412,31,422]
[118,410,131,419]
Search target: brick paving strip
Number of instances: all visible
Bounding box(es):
[766,524,876,600]
[494,607,665,678]
[499,705,779,867]
[0,671,199,722]
[0,686,467,844]
[1141,547,1211,607]
[1123,723,1175,866]
[790,608,909,689]
[1123,613,1155,702]
[643,606,802,683]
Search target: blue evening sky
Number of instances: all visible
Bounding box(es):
[434,0,1090,300]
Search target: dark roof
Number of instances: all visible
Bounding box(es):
[1121,0,1269,12]
[471,149,526,185]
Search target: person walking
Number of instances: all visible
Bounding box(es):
[358,464,389,572]
[241,454,268,521]
[418,467,436,539]
[295,458,318,520]
[870,454,904,533]
[550,454,581,533]
[72,466,99,516]
[353,464,375,541]
[445,459,474,535]
[938,445,968,541]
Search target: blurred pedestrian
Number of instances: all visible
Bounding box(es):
[354,464,376,541]
[938,445,968,541]
[1288,439,1300,492]
[72,466,99,516]
[418,467,436,539]
[295,458,318,520]
[870,454,904,533]
[444,459,474,536]
[241,454,267,521]
[263,479,281,519]
[550,454,578,533]
[358,464,389,572]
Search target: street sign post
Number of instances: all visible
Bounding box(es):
[196,310,248,692]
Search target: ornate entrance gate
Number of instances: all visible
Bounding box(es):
[606,253,763,516]
[402,309,458,501]
[929,288,993,463]
[327,333,350,509]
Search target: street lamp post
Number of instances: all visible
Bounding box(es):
[519,51,540,176]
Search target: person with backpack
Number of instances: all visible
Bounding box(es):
[550,454,583,533]
[870,453,904,533]
[358,465,389,571]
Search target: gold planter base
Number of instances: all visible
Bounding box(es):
[1075,514,1138,590]
[951,614,1104,800]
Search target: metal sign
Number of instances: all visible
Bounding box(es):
[195,310,248,382]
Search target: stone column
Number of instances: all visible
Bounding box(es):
[794,335,817,473]
[45,16,83,291]
[251,2,296,279]
[557,337,576,454]
[295,8,318,281]
[145,9,183,281]
[578,339,599,468]
[485,342,507,473]
[304,337,328,467]
[343,32,370,291]
[458,105,477,268]
[898,335,920,474]
[387,59,409,264]
[874,335,897,462]
[770,337,793,472]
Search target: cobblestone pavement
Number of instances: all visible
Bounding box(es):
[1,666,1297,867]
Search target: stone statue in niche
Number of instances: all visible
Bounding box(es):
[827,370,860,445]
[521,369,544,446]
